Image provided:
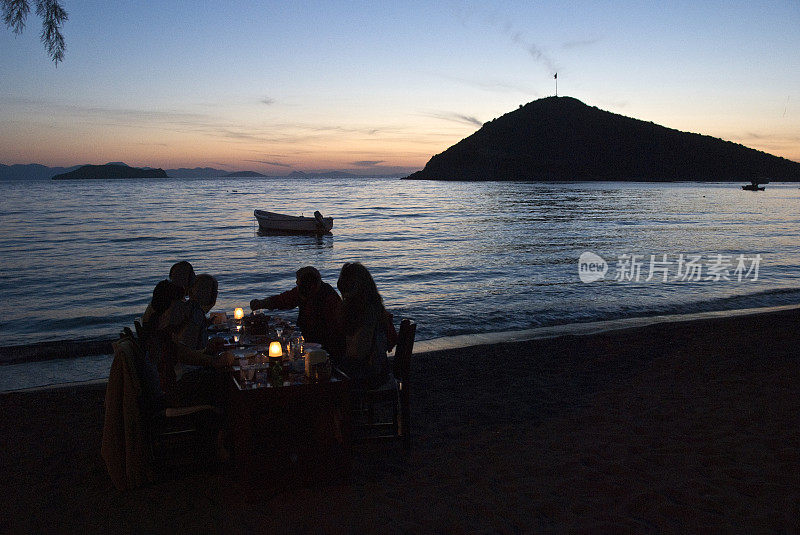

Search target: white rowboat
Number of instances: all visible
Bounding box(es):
[254,209,333,234]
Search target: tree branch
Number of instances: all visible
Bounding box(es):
[35,0,68,64]
[2,0,30,34]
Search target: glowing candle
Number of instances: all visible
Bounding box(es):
[268,341,283,358]
[234,307,245,320]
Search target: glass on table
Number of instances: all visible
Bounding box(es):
[288,334,304,360]
[240,364,255,388]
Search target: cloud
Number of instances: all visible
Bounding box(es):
[245,159,294,168]
[562,38,601,50]
[260,97,275,105]
[527,44,557,73]
[351,160,385,167]
[425,112,483,127]
[457,6,559,73]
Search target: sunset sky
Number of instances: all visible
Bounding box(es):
[1,0,798,175]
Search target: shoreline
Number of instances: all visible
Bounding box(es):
[2,303,799,530]
[3,302,799,364]
[4,302,800,366]
[2,303,800,394]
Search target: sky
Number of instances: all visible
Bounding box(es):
[1,0,799,175]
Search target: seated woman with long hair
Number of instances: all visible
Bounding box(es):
[336,262,390,389]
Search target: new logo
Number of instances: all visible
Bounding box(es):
[578,252,608,283]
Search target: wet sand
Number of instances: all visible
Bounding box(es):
[2,307,799,532]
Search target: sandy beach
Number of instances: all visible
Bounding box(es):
[2,307,799,533]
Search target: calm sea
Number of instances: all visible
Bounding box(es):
[1,177,799,346]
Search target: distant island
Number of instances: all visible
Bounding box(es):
[1,163,409,180]
[52,163,167,180]
[406,96,800,182]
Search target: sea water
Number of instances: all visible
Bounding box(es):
[1,177,799,346]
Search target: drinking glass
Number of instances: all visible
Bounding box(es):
[240,364,255,388]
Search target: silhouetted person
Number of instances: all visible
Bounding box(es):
[163,274,231,387]
[141,279,184,335]
[250,266,345,359]
[157,273,233,460]
[337,262,390,389]
[136,279,184,416]
[141,261,196,325]
[169,260,196,297]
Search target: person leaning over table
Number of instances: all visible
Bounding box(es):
[336,262,391,390]
[250,266,345,359]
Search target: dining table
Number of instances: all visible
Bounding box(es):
[209,312,352,487]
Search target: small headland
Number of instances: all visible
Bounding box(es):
[406,96,800,182]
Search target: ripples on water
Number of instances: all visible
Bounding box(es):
[1,177,799,345]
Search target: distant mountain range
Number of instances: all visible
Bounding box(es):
[406,96,800,181]
[0,163,82,180]
[0,163,407,180]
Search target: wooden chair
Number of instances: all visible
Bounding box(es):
[352,318,416,450]
[115,327,214,473]
[135,329,216,467]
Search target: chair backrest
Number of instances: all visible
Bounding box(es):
[102,332,152,489]
[393,319,416,383]
[122,325,167,416]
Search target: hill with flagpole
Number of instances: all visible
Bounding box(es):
[405,97,800,182]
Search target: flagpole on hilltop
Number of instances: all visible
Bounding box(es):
[554,72,558,97]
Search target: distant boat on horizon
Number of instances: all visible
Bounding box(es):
[742,179,769,191]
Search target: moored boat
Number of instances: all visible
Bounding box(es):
[254,209,333,234]
[742,180,768,191]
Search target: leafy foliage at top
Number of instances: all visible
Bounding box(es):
[3,0,68,64]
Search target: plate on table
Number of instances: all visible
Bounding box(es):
[232,348,257,359]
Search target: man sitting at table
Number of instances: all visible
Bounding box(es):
[160,274,233,405]
[148,274,233,460]
[250,266,345,360]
